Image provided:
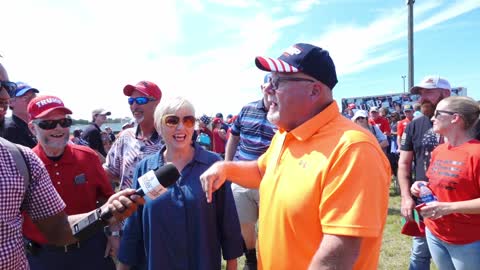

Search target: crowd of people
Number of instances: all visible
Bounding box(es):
[1,42,480,270]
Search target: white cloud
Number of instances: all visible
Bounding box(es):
[1,0,478,120]
[291,0,320,13]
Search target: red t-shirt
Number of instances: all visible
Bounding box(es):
[369,116,391,135]
[212,128,226,154]
[425,140,480,244]
[23,144,114,244]
[397,118,411,139]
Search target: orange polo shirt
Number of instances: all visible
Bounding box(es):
[257,102,391,270]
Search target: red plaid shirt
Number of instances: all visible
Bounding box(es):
[0,143,65,270]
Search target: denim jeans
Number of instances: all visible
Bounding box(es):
[409,236,431,270]
[426,228,480,270]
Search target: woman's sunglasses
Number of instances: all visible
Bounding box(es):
[33,118,73,130]
[128,97,156,105]
[163,114,196,128]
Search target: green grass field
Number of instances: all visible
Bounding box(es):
[222,185,438,269]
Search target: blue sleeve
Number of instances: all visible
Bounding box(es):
[215,181,243,260]
[117,168,146,267]
[230,107,245,136]
[374,125,387,142]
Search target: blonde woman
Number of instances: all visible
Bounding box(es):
[410,96,480,270]
[117,97,243,270]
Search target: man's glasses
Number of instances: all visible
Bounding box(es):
[33,118,73,130]
[269,76,316,91]
[0,81,17,96]
[163,114,196,128]
[434,110,456,118]
[128,97,156,105]
[356,117,367,121]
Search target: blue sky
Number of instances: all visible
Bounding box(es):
[1,0,479,120]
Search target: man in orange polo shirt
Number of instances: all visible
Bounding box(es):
[200,43,390,270]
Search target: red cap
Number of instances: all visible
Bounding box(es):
[348,103,355,109]
[28,95,73,120]
[123,81,162,100]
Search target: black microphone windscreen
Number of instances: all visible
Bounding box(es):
[154,163,180,188]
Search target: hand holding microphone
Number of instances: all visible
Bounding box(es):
[72,163,180,240]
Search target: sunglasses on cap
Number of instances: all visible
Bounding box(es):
[128,96,156,105]
[163,114,196,128]
[33,118,73,130]
[0,81,17,96]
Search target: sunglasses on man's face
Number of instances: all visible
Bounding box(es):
[163,114,196,128]
[33,118,73,130]
[0,81,18,96]
[128,97,156,105]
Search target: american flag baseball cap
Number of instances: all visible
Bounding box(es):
[254,43,338,90]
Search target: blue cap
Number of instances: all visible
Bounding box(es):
[255,43,338,90]
[14,82,39,97]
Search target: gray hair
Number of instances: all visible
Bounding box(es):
[154,96,195,134]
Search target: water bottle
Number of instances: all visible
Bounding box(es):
[419,183,437,204]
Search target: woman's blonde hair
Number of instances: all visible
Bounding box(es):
[153,96,195,135]
[441,96,480,131]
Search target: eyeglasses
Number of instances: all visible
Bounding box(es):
[0,81,17,96]
[33,118,73,130]
[434,110,456,118]
[163,114,196,128]
[356,117,367,121]
[269,76,316,91]
[128,97,156,105]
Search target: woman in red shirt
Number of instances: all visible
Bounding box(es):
[410,96,480,270]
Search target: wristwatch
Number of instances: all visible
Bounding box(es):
[104,226,123,237]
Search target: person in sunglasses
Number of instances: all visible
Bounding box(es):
[104,81,163,192]
[4,82,39,148]
[117,96,243,270]
[352,110,389,149]
[410,96,480,269]
[200,43,390,270]
[22,95,118,270]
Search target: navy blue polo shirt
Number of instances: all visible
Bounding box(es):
[118,143,243,270]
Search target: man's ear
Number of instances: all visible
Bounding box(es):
[28,122,37,136]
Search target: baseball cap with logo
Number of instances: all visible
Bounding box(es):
[403,104,413,111]
[92,108,111,117]
[255,43,338,90]
[14,82,39,97]
[123,81,162,100]
[410,75,451,94]
[27,95,72,120]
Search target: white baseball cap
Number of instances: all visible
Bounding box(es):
[410,75,451,94]
[352,110,368,122]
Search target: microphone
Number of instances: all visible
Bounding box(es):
[71,163,180,240]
